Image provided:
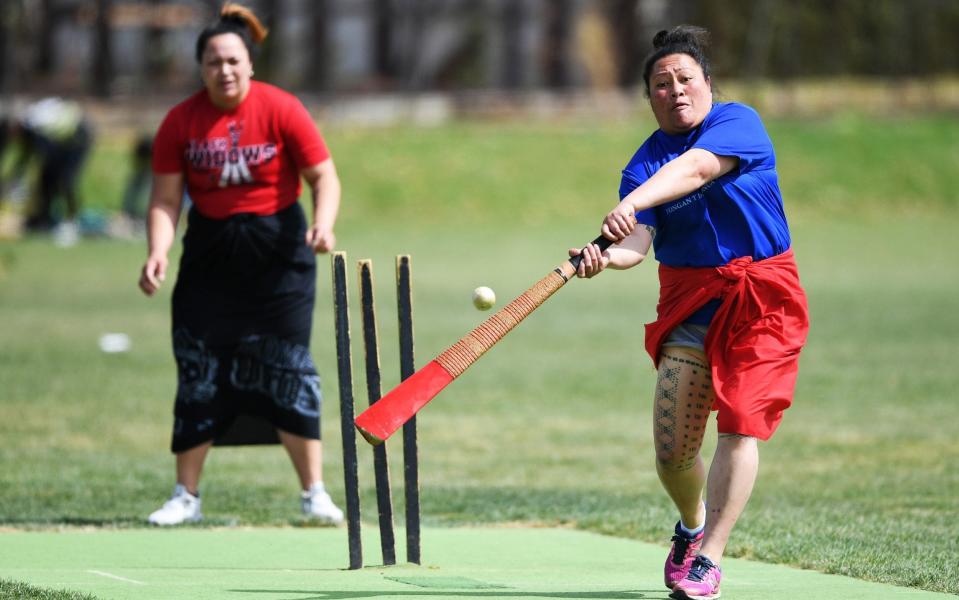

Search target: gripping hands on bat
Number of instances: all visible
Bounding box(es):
[353,233,618,445]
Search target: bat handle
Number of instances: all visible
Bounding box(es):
[568,234,615,272]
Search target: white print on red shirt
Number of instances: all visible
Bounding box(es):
[183,120,278,187]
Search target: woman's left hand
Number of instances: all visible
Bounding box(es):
[306,225,336,254]
[602,204,636,241]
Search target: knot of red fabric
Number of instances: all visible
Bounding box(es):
[716,255,753,281]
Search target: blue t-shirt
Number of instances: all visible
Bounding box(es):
[619,102,792,323]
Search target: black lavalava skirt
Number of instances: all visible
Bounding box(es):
[169,202,321,453]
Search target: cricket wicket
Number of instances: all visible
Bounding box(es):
[331,252,421,569]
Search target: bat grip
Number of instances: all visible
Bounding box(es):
[568,234,615,271]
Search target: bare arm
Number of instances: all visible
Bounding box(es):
[138,173,184,296]
[301,158,341,254]
[603,148,738,240]
[570,223,654,278]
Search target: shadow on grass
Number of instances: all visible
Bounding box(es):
[0,516,241,529]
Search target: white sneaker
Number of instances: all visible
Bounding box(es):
[148,484,202,525]
[301,483,344,525]
[53,221,79,247]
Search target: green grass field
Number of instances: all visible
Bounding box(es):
[1,112,957,597]
[2,528,953,600]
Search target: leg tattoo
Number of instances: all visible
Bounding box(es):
[655,349,713,472]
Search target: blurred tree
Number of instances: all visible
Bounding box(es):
[605,0,644,88]
[542,0,572,89]
[198,0,219,18]
[242,0,275,85]
[36,0,55,76]
[498,0,524,89]
[742,0,775,80]
[695,0,959,80]
[5,0,959,96]
[92,0,114,97]
[144,0,171,91]
[575,4,617,90]
[307,0,331,91]
[432,1,485,90]
[0,2,8,92]
[373,0,396,85]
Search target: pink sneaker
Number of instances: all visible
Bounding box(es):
[671,555,722,600]
[664,522,704,589]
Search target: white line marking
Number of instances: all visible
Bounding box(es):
[87,570,147,585]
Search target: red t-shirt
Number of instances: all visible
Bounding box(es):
[152,81,330,218]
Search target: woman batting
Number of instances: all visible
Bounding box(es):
[572,26,809,600]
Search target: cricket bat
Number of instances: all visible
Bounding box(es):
[354,234,614,445]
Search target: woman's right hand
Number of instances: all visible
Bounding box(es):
[139,254,168,296]
[569,242,609,278]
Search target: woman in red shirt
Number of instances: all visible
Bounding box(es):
[138,4,343,526]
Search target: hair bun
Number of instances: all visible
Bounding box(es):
[220,3,268,44]
[652,30,670,50]
[652,25,710,52]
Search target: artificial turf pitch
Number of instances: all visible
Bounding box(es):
[0,527,949,599]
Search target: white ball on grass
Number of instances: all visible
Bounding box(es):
[98,333,131,353]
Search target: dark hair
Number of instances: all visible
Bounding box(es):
[641,26,712,97]
[195,3,268,63]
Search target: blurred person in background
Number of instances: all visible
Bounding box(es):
[115,133,154,236]
[0,116,17,203]
[570,26,809,600]
[0,98,93,245]
[0,116,11,166]
[138,3,343,526]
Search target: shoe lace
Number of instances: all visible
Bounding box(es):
[669,534,694,565]
[687,556,716,583]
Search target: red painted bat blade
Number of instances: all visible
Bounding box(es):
[355,360,454,445]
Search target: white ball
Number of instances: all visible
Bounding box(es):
[472,286,496,311]
[98,333,131,353]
